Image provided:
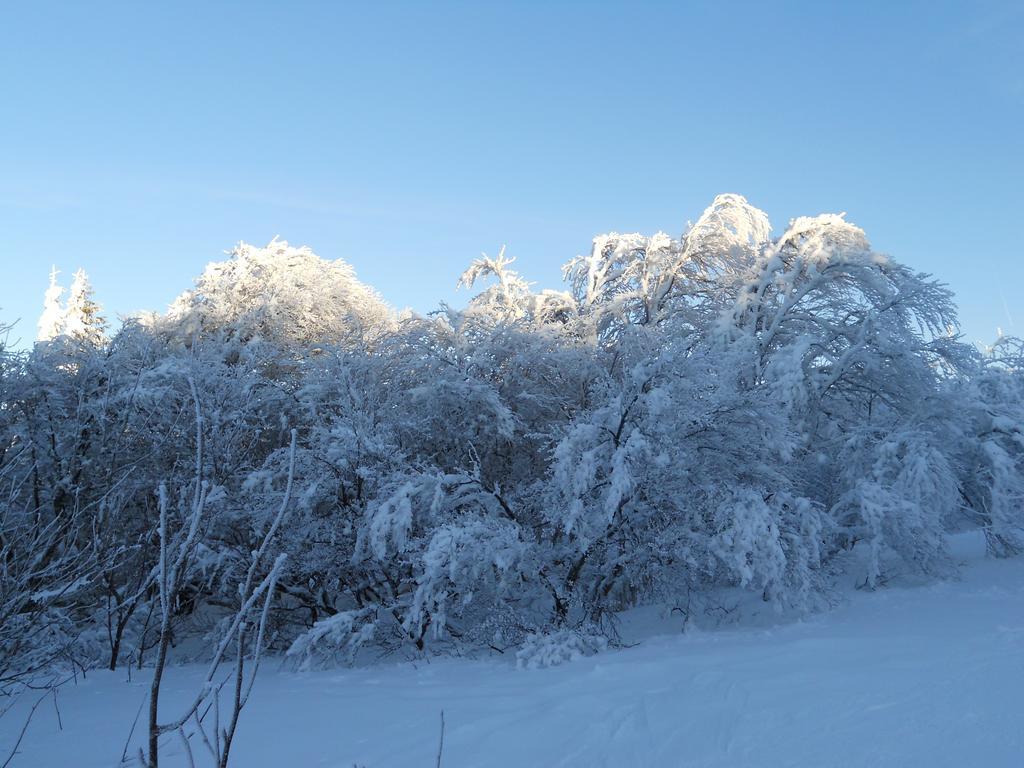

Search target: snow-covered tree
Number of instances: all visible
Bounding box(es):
[165,238,391,355]
[62,268,106,345]
[956,335,1024,556]
[36,266,66,341]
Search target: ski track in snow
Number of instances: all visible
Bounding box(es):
[3,535,1023,767]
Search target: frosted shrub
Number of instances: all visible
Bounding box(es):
[516,628,609,670]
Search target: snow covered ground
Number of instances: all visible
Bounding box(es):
[4,532,1023,768]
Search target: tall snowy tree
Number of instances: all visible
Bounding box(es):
[63,267,106,345]
[36,265,66,341]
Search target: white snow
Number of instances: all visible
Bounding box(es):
[3,532,1022,767]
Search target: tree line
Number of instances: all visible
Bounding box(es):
[2,194,1022,695]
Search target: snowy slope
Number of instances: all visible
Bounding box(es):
[3,532,1023,768]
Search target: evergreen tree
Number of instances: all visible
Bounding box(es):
[36,265,66,341]
[63,267,106,345]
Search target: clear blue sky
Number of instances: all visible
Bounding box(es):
[1,1,1021,348]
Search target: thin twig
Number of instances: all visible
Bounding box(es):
[43,687,60,735]
[435,710,445,768]
[177,727,195,768]
[121,694,147,764]
[1,690,48,768]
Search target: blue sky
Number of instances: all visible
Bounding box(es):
[1,1,1021,348]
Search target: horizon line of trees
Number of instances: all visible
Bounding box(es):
[2,195,1023,694]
